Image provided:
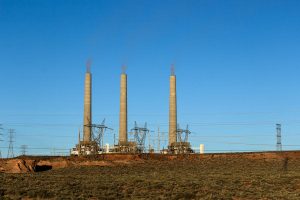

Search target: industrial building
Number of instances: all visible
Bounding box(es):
[71,64,193,155]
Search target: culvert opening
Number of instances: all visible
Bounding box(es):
[35,165,52,172]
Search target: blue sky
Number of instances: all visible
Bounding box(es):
[1,0,300,156]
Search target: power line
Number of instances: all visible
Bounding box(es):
[15,134,75,138]
[0,146,70,150]
[5,119,300,127]
[0,132,298,139]
[189,132,300,138]
[4,109,300,116]
[2,121,299,130]
[190,134,271,138]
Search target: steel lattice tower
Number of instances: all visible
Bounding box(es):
[20,145,28,156]
[7,129,15,158]
[0,124,3,158]
[131,121,149,153]
[276,124,282,151]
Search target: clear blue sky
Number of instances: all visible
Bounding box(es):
[1,0,300,156]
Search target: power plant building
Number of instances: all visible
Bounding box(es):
[71,64,193,155]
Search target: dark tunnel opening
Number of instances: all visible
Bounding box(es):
[35,165,53,172]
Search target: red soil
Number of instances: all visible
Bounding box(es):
[1,151,299,173]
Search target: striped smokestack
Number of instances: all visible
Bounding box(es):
[83,63,92,143]
[169,66,177,146]
[119,69,127,145]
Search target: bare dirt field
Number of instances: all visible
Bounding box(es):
[1,152,300,199]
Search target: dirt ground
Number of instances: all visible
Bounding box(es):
[1,152,300,199]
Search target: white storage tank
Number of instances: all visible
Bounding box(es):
[105,143,110,153]
[200,144,205,154]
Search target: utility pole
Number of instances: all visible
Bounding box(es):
[148,130,151,153]
[276,124,282,151]
[162,132,165,149]
[20,145,28,156]
[158,131,167,151]
[157,127,160,153]
[114,132,116,146]
[152,138,156,153]
[7,129,15,158]
[156,129,168,153]
[78,128,81,155]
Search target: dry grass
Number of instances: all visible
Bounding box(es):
[1,157,300,199]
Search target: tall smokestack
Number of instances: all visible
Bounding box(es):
[169,66,177,146]
[119,67,127,145]
[83,62,92,143]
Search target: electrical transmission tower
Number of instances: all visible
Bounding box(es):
[89,119,113,151]
[131,121,149,153]
[276,124,282,151]
[172,124,193,154]
[0,124,3,158]
[177,124,191,143]
[7,129,15,158]
[20,145,28,156]
[156,128,168,153]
